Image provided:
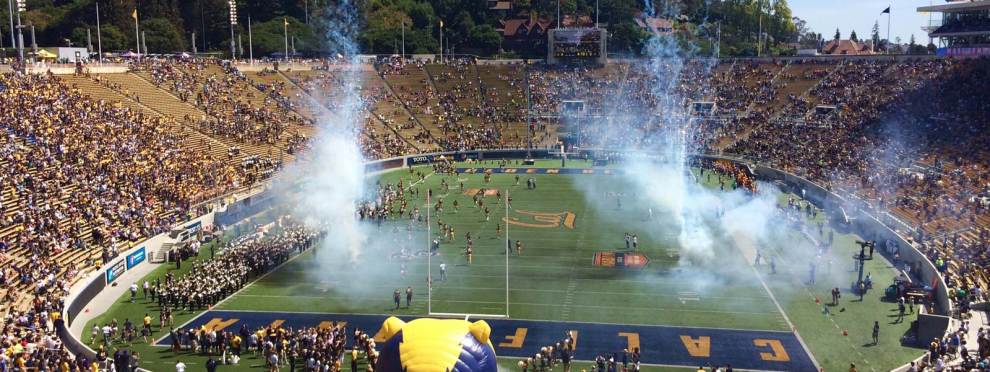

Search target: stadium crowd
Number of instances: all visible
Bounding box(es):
[0,54,988,370]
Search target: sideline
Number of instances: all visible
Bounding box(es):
[732,232,823,371]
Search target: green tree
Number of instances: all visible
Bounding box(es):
[142,17,186,53]
[248,16,321,57]
[834,28,840,40]
[871,21,881,46]
[610,22,648,55]
[849,30,857,42]
[465,24,501,55]
[97,24,129,51]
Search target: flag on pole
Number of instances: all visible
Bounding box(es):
[440,20,443,28]
[284,18,288,26]
[132,9,138,20]
[881,6,890,14]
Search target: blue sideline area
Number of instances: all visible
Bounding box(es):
[156,310,815,371]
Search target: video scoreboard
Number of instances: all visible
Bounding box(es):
[548,28,607,65]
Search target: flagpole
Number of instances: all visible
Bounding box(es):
[886,5,891,54]
[133,9,139,63]
[95,2,102,63]
[6,0,14,56]
[248,15,253,65]
[283,18,289,63]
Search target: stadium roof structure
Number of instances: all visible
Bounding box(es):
[918,0,990,13]
[917,0,990,52]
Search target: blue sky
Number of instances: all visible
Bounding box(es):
[789,0,938,44]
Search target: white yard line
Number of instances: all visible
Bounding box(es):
[230,294,781,316]
[732,232,823,370]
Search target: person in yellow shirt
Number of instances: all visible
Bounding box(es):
[15,353,27,370]
[231,335,242,356]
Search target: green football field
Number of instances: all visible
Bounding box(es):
[82,160,923,372]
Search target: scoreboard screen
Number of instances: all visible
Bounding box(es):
[551,29,603,58]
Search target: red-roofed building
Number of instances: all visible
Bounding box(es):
[633,13,674,36]
[497,13,555,56]
[822,39,876,55]
[487,0,512,11]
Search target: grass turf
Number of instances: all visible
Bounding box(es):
[81,160,922,371]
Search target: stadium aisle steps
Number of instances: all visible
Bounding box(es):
[60,75,162,117]
[116,72,281,160]
[379,65,444,145]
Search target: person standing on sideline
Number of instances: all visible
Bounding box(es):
[439,262,447,281]
[406,287,413,308]
[872,321,880,345]
[393,289,401,310]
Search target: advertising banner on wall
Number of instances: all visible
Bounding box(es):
[105,260,126,284]
[126,247,146,269]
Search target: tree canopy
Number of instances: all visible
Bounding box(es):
[0,0,804,57]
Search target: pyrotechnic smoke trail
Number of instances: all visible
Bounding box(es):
[290,0,368,265]
[634,3,718,266]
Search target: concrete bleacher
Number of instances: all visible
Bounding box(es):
[380,65,444,140]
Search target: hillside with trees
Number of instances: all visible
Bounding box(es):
[0,0,810,58]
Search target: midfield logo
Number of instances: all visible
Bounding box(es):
[503,210,576,229]
[593,251,651,269]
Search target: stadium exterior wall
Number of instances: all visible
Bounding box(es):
[60,149,951,365]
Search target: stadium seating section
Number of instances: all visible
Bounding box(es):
[1,57,989,363]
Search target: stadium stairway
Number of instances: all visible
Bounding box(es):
[722,61,839,150]
[61,74,268,171]
[476,64,539,147]
[425,64,486,132]
[375,65,444,148]
[60,75,163,118]
[276,69,425,155]
[118,71,282,160]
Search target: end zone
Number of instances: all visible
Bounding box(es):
[156,310,816,371]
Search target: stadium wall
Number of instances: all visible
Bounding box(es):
[61,149,951,364]
[59,213,216,360]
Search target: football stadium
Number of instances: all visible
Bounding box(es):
[1,1,989,371]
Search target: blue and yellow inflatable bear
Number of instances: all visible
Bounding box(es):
[374,317,498,372]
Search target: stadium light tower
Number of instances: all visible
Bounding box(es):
[228,0,238,60]
[6,0,14,57]
[15,0,25,61]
